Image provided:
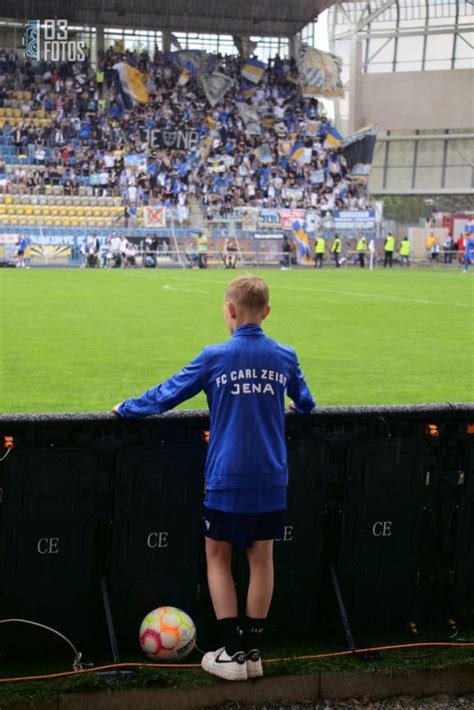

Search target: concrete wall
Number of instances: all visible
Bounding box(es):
[353,69,474,132]
[408,227,449,259]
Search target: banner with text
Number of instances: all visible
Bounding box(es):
[148,129,200,151]
[333,209,376,230]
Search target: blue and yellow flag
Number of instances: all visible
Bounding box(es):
[240,82,257,98]
[297,45,344,98]
[177,68,191,86]
[113,62,149,104]
[292,221,312,262]
[341,124,378,180]
[289,141,305,163]
[241,58,266,84]
[169,50,206,78]
[323,126,343,150]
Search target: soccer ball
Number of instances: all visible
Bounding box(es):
[139,606,196,660]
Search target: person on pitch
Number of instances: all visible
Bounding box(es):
[356,233,367,267]
[112,275,315,681]
[384,231,395,268]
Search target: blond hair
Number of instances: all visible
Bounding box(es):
[225,275,269,314]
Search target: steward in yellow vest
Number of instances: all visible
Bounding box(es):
[384,233,395,268]
[356,235,366,268]
[400,236,410,267]
[314,236,325,269]
[332,235,342,268]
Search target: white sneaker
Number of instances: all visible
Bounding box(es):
[201,647,248,681]
[246,649,263,678]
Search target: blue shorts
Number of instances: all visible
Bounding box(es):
[202,505,285,549]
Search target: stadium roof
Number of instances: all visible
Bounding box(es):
[4,0,336,37]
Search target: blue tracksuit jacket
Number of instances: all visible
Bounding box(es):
[117,324,315,513]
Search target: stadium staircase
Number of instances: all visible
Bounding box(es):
[188,195,206,233]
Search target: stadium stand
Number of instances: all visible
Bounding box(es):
[0,46,372,235]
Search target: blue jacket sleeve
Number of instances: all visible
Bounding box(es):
[117,349,207,418]
[287,353,316,414]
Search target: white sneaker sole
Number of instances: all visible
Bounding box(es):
[201,652,248,681]
[246,659,263,678]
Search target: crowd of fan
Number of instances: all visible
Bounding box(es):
[0,46,372,220]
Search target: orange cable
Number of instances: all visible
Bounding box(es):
[0,641,472,684]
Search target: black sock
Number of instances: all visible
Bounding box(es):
[243,617,265,652]
[217,617,242,656]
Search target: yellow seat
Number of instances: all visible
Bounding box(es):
[13,109,21,118]
[5,195,12,204]
[4,108,12,117]
[71,218,79,227]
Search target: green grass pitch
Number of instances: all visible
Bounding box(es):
[0,267,472,413]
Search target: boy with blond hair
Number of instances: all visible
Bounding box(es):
[113,275,315,681]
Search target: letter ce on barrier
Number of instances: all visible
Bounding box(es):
[275,525,294,542]
[37,537,60,554]
[147,531,169,549]
[372,521,393,537]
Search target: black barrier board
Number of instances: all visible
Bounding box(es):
[269,440,329,633]
[109,443,205,648]
[453,440,474,623]
[336,438,432,630]
[0,449,103,651]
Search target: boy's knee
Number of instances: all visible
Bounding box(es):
[206,538,232,562]
[247,540,273,565]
